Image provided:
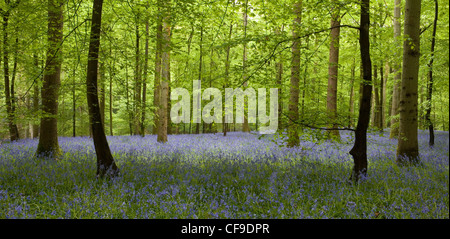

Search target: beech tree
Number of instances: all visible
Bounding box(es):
[287,0,302,148]
[349,0,372,182]
[396,0,422,165]
[36,0,63,158]
[86,0,119,178]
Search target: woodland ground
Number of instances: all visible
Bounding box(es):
[0,130,448,219]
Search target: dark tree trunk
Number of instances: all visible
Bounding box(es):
[349,0,372,183]
[1,8,20,141]
[86,0,119,178]
[141,18,149,137]
[36,0,64,158]
[425,0,437,147]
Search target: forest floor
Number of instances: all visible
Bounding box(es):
[0,130,448,219]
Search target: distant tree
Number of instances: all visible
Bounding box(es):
[1,0,20,141]
[327,0,341,140]
[389,0,402,139]
[36,0,63,158]
[86,0,119,178]
[396,0,421,165]
[287,0,302,148]
[157,0,171,143]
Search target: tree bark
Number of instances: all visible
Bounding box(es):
[349,0,372,183]
[157,0,171,143]
[287,0,302,148]
[223,22,233,137]
[396,0,421,165]
[389,0,402,138]
[327,2,341,140]
[153,7,163,135]
[1,4,20,141]
[242,0,250,133]
[425,0,437,147]
[141,18,149,137]
[36,0,64,158]
[86,0,119,178]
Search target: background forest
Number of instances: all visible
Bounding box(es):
[0,0,448,139]
[0,0,448,219]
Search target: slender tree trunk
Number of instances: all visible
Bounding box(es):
[157,0,171,143]
[72,67,76,137]
[2,10,20,141]
[327,2,341,140]
[242,0,250,133]
[396,0,421,165]
[86,0,119,178]
[390,0,402,138]
[425,0,438,147]
[196,25,203,135]
[109,45,114,136]
[223,22,233,137]
[99,61,106,127]
[134,15,141,136]
[141,18,149,137]
[348,57,356,128]
[349,0,372,183]
[33,55,40,138]
[153,10,163,135]
[275,26,284,130]
[287,0,302,147]
[36,0,64,158]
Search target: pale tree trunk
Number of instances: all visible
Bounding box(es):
[223,22,233,136]
[287,0,302,148]
[327,3,341,140]
[390,0,402,138]
[86,0,119,178]
[242,0,250,133]
[153,7,162,135]
[275,26,284,130]
[36,0,64,158]
[396,0,421,165]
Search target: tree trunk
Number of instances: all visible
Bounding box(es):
[425,0,437,147]
[348,57,356,128]
[389,0,402,138]
[33,55,40,138]
[86,0,119,178]
[349,0,372,183]
[141,18,149,137]
[2,9,20,141]
[134,15,141,136]
[287,0,302,147]
[223,22,233,137]
[327,3,341,140]
[157,0,171,143]
[36,0,64,158]
[242,0,250,133]
[396,0,421,165]
[153,7,163,135]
